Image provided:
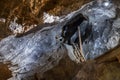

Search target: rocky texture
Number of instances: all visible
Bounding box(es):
[0,22,11,40]
[75,45,120,80]
[0,0,91,38]
[0,1,91,79]
[0,11,87,79]
[81,0,118,59]
[0,24,65,80]
[0,63,12,80]
[42,54,80,80]
[0,0,120,80]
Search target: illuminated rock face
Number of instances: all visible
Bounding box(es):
[60,0,120,60]
[81,0,120,59]
[0,24,66,80]
[80,0,119,59]
[0,13,86,80]
[0,0,120,80]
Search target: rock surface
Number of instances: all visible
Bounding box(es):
[75,45,120,80]
[0,1,90,79]
[0,11,87,79]
[0,0,120,80]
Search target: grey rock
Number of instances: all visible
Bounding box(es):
[0,0,120,80]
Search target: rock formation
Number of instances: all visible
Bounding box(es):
[0,0,120,80]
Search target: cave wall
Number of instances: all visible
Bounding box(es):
[0,0,91,38]
[0,0,91,80]
[0,0,120,80]
[0,0,90,28]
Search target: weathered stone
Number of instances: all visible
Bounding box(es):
[0,0,120,80]
[75,45,120,80]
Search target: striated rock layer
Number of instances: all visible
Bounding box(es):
[0,0,120,80]
[0,1,91,79]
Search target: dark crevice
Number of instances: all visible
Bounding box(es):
[61,13,87,45]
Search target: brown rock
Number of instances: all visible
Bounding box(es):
[0,63,12,80]
[74,46,120,80]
